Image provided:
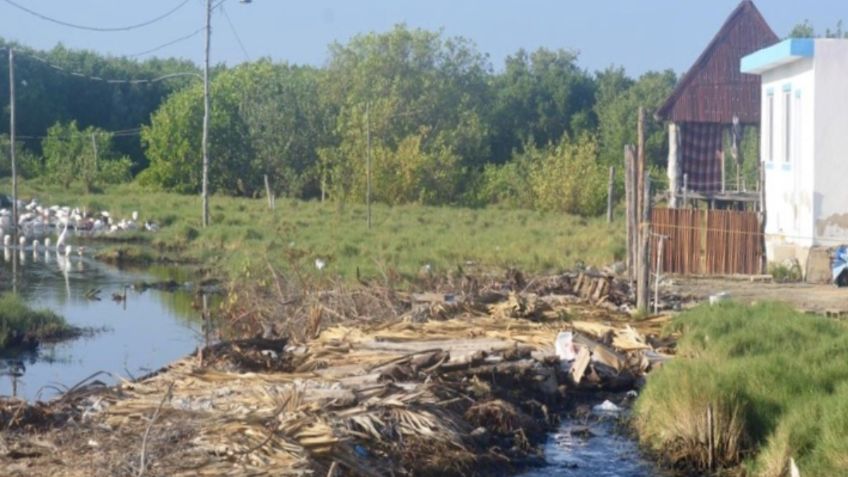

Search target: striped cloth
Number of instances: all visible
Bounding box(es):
[680,122,724,193]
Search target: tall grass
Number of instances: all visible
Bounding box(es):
[634,302,848,476]
[0,293,73,350]
[12,181,625,282]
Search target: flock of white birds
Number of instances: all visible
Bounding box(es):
[0,197,159,258]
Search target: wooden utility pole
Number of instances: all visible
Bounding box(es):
[365,102,372,230]
[637,176,652,314]
[9,48,17,238]
[201,0,212,228]
[607,165,615,223]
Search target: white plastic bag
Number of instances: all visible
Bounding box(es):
[554,331,576,361]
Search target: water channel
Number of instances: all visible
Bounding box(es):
[0,248,204,401]
[0,247,663,475]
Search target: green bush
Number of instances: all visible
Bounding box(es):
[635,302,848,476]
[0,294,74,350]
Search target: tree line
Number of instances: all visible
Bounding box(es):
[2,26,681,215]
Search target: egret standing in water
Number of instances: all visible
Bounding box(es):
[56,222,69,252]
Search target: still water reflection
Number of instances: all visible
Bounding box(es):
[0,250,204,401]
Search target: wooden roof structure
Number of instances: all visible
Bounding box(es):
[656,1,778,125]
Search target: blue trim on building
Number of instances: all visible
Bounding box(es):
[782,83,793,92]
[741,39,815,74]
[782,163,791,171]
[795,89,802,98]
[766,162,775,170]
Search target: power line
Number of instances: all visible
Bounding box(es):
[127,27,206,58]
[17,50,201,85]
[0,0,192,32]
[220,5,250,61]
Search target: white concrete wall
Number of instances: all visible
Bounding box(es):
[812,40,848,245]
[760,57,816,259]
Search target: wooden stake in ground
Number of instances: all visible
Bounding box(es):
[264,174,275,210]
[365,102,372,230]
[637,176,652,314]
[624,146,636,283]
[607,165,615,223]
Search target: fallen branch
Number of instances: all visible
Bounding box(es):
[138,381,175,477]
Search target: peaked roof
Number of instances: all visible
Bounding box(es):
[656,0,779,124]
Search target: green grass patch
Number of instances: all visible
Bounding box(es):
[10,180,625,284]
[94,245,156,267]
[634,302,848,477]
[0,294,77,351]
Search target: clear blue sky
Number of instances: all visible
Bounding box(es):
[0,0,845,75]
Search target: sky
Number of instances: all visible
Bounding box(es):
[0,0,846,76]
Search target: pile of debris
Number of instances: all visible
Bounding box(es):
[0,288,675,476]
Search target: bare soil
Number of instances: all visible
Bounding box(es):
[666,276,848,315]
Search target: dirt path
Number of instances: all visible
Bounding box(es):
[667,277,848,315]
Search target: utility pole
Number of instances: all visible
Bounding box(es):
[9,48,17,239]
[201,0,212,228]
[366,102,372,230]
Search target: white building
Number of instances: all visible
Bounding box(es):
[741,38,848,273]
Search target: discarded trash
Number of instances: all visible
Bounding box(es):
[709,292,730,305]
[592,400,623,414]
[555,331,576,361]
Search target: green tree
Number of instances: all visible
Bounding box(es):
[489,48,596,164]
[594,68,676,169]
[142,61,330,197]
[321,25,491,204]
[42,121,131,191]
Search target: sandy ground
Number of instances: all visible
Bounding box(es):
[666,276,848,315]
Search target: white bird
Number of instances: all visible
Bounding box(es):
[64,244,72,257]
[18,236,26,247]
[56,222,69,252]
[32,239,40,252]
[44,237,51,249]
[131,211,139,222]
[3,234,10,247]
[315,258,326,271]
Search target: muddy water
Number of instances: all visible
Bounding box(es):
[0,250,205,401]
[520,399,662,477]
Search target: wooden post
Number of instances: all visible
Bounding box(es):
[263,174,274,210]
[667,122,680,208]
[625,146,636,283]
[201,0,212,228]
[683,173,689,209]
[365,102,372,230]
[9,48,17,239]
[636,107,646,225]
[607,165,615,223]
[91,133,99,174]
[637,176,652,314]
[654,235,666,314]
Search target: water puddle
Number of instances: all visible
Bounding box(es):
[0,250,206,401]
[520,399,661,477]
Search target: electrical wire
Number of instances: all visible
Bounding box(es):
[19,51,201,84]
[220,4,250,61]
[0,0,192,32]
[127,27,206,58]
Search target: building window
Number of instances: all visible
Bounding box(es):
[784,91,792,163]
[767,93,774,162]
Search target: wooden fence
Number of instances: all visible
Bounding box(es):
[650,208,763,276]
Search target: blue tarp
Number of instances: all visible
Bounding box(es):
[833,246,848,286]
